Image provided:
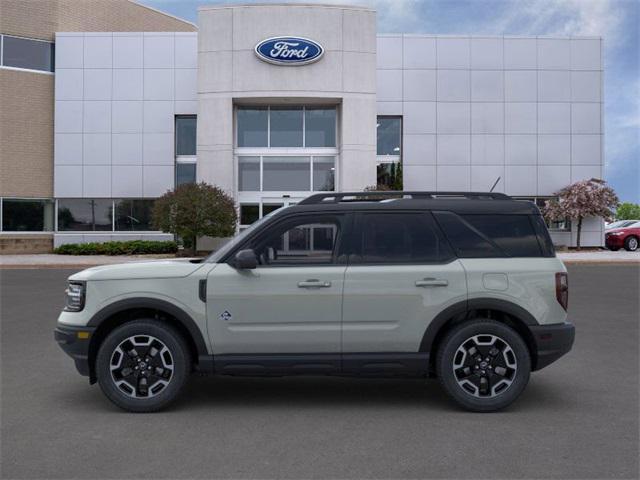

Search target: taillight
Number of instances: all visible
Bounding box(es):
[555,272,569,311]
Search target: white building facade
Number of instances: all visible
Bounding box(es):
[51,3,604,248]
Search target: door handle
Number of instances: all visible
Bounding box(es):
[298,279,332,288]
[415,278,448,287]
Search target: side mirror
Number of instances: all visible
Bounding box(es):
[233,249,257,270]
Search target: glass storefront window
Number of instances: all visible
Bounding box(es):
[175,116,196,156]
[270,107,303,147]
[313,157,335,191]
[57,199,112,231]
[114,199,155,231]
[1,199,53,231]
[377,117,402,156]
[305,108,336,147]
[238,156,260,191]
[1,35,54,72]
[262,203,284,216]
[263,156,310,191]
[237,107,268,147]
[176,163,196,186]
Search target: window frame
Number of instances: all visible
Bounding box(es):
[0,34,55,75]
[349,211,456,266]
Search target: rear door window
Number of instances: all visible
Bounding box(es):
[352,212,454,264]
[433,211,502,258]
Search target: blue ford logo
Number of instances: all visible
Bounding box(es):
[255,37,324,66]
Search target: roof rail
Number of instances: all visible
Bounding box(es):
[298,191,511,205]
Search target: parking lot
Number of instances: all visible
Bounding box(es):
[1,265,638,479]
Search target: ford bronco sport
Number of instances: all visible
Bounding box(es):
[55,191,575,412]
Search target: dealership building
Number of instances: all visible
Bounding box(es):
[0,1,605,252]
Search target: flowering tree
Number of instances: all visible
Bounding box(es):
[543,179,619,250]
[152,182,237,255]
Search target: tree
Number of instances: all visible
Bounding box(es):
[152,182,237,255]
[616,202,640,220]
[543,179,619,250]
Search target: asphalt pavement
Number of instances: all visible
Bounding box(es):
[1,265,638,479]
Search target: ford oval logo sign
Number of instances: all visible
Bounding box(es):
[255,37,324,66]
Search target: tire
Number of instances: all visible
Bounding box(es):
[96,320,191,412]
[436,319,531,412]
[624,236,638,252]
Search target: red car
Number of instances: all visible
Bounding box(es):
[605,222,640,251]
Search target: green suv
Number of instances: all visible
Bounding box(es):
[55,191,575,412]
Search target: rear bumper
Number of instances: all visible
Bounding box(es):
[54,325,95,378]
[530,322,575,371]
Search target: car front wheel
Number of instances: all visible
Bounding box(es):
[624,236,638,251]
[436,319,531,412]
[96,320,191,412]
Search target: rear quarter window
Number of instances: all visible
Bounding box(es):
[461,214,543,257]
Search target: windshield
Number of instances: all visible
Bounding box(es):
[204,207,288,263]
[607,220,637,229]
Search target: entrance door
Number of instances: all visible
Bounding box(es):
[207,212,348,360]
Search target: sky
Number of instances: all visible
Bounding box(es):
[140,0,639,203]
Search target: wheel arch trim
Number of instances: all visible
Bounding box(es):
[420,298,539,354]
[87,297,208,357]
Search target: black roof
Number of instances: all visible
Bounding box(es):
[281,191,541,215]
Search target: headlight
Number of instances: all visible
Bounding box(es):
[64,282,85,312]
[608,231,624,236]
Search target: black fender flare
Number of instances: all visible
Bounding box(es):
[87,297,209,357]
[419,298,539,353]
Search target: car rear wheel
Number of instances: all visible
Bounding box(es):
[624,236,638,251]
[436,319,531,412]
[96,320,191,412]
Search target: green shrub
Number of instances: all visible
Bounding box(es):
[54,240,178,256]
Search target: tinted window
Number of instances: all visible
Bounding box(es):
[530,215,556,257]
[305,108,336,147]
[238,156,260,191]
[353,213,453,264]
[270,107,303,147]
[2,35,54,72]
[433,211,501,258]
[462,215,542,257]
[175,116,196,155]
[57,199,112,231]
[313,157,335,191]
[2,199,53,231]
[237,107,268,147]
[176,163,196,186]
[114,199,155,231]
[262,156,310,191]
[377,117,401,156]
[250,215,341,266]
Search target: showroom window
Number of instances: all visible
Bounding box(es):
[238,156,335,192]
[114,199,155,231]
[514,197,571,231]
[175,116,196,186]
[57,199,112,231]
[53,199,159,232]
[0,198,54,232]
[236,106,337,148]
[0,34,54,73]
[376,116,402,189]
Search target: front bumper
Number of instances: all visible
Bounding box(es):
[529,322,575,371]
[54,325,95,378]
[605,235,624,248]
